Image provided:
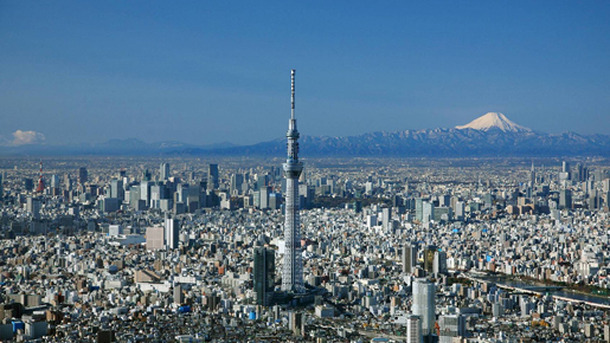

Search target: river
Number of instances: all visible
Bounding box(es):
[466,273,610,307]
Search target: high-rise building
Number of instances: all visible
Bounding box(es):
[422,201,434,224]
[50,175,60,189]
[24,178,34,192]
[433,250,447,276]
[412,279,436,338]
[382,207,392,231]
[423,245,437,273]
[281,69,304,293]
[415,198,423,221]
[141,169,151,181]
[78,167,88,185]
[146,226,164,251]
[0,173,3,199]
[140,180,151,207]
[402,242,418,274]
[26,196,41,220]
[160,162,170,181]
[259,187,270,210]
[559,189,572,209]
[439,314,466,342]
[406,315,423,343]
[230,173,243,196]
[109,179,124,201]
[254,246,275,306]
[208,164,219,191]
[165,217,179,249]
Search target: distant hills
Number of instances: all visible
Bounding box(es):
[2,112,609,157]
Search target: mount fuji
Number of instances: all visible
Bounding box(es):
[456,112,532,133]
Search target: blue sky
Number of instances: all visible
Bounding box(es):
[1,1,609,145]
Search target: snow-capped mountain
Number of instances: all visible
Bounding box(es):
[456,112,531,132]
[2,113,609,157]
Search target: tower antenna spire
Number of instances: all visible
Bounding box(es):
[291,69,296,120]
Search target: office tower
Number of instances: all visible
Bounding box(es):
[140,180,151,207]
[433,250,447,276]
[63,173,71,191]
[24,178,34,192]
[50,175,60,189]
[78,167,88,185]
[208,164,219,190]
[174,284,184,305]
[415,198,423,221]
[575,163,584,182]
[165,217,179,249]
[269,192,282,210]
[160,162,170,181]
[559,189,572,209]
[141,169,152,181]
[230,173,243,196]
[288,311,304,336]
[0,173,3,199]
[402,242,418,274]
[146,226,165,251]
[254,246,275,306]
[26,196,41,220]
[256,174,268,190]
[530,161,536,187]
[406,315,423,343]
[439,314,466,342]
[177,183,189,203]
[382,207,391,231]
[412,279,435,338]
[259,187,270,209]
[422,201,434,224]
[150,183,167,209]
[128,185,142,209]
[108,225,123,237]
[281,69,304,293]
[454,201,465,221]
[423,245,437,273]
[438,194,450,207]
[109,179,124,201]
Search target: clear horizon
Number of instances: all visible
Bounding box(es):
[1,1,609,146]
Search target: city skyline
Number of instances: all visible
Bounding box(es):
[1,1,610,147]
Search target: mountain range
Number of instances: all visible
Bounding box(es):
[2,112,609,157]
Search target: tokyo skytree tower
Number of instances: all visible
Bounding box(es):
[281,69,304,293]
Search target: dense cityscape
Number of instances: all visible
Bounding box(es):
[0,144,609,343]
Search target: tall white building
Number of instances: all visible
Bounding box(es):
[412,279,435,337]
[406,314,423,343]
[281,69,304,293]
[165,217,179,250]
[160,162,170,180]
